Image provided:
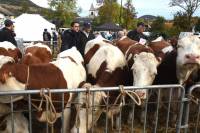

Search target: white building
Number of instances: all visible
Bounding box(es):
[89,0,104,18]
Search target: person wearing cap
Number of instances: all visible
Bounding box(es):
[60,21,82,53]
[80,22,95,56]
[0,19,17,46]
[127,22,148,44]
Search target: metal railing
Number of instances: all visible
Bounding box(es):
[183,84,200,133]
[0,84,197,133]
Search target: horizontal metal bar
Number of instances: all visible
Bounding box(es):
[0,85,183,95]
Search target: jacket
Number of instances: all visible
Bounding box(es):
[127,29,148,42]
[79,31,95,56]
[0,27,17,46]
[60,29,82,53]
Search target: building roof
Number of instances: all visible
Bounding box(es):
[95,22,122,31]
[89,3,96,11]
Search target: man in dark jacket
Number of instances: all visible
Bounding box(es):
[0,19,17,46]
[80,22,95,56]
[127,22,148,44]
[43,29,51,46]
[60,21,82,53]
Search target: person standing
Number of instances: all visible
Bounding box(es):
[80,22,95,56]
[43,29,51,46]
[0,19,17,46]
[127,22,148,44]
[60,21,82,53]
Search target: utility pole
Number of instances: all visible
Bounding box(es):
[119,0,122,25]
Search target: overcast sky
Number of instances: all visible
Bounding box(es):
[30,0,200,19]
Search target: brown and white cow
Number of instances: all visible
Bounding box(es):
[0,103,29,133]
[0,41,22,63]
[21,42,52,65]
[176,35,200,85]
[147,36,178,85]
[0,47,86,132]
[116,36,160,99]
[71,35,131,133]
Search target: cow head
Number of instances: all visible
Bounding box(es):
[176,35,200,84]
[0,113,29,133]
[71,84,106,133]
[22,43,52,65]
[0,41,22,62]
[132,52,159,98]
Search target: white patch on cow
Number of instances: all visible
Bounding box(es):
[162,45,173,54]
[177,35,200,83]
[25,42,52,54]
[0,41,16,50]
[0,55,15,68]
[87,45,126,78]
[152,36,163,42]
[51,58,86,89]
[57,47,84,65]
[0,76,25,103]
[132,52,159,99]
[177,35,200,66]
[0,113,29,133]
[84,36,112,54]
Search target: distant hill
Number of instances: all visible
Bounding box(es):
[0,0,38,7]
[139,15,157,21]
[0,0,50,16]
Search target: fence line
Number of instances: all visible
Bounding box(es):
[1,84,200,133]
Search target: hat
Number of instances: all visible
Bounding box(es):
[4,19,14,27]
[137,22,145,27]
[83,22,91,28]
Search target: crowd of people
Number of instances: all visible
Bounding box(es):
[0,19,149,56]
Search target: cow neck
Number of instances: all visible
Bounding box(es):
[84,44,100,65]
[154,45,174,62]
[124,43,138,59]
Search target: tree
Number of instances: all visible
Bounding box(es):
[173,11,191,31]
[123,0,137,29]
[151,16,166,32]
[97,0,137,29]
[194,17,200,32]
[169,0,200,29]
[21,1,29,13]
[49,0,79,27]
[98,0,120,24]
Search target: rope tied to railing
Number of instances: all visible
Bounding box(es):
[31,88,58,125]
[113,85,142,106]
[187,94,199,105]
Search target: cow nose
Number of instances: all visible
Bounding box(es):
[185,54,200,60]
